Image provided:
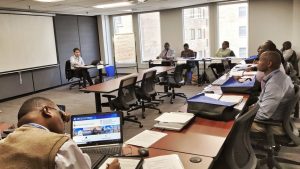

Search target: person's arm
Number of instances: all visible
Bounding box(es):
[70,56,79,69]
[283,50,293,61]
[80,57,85,66]
[215,48,221,57]
[55,139,91,169]
[255,84,282,120]
[167,49,175,60]
[106,159,120,169]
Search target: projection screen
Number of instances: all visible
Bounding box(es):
[0,13,57,73]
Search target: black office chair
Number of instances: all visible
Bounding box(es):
[65,60,83,89]
[158,64,187,104]
[131,70,162,119]
[213,105,259,169]
[102,76,143,128]
[252,85,300,169]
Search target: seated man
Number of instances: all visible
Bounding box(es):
[210,41,235,76]
[281,41,298,75]
[0,97,119,169]
[180,43,195,84]
[157,42,175,60]
[70,48,94,88]
[251,51,295,135]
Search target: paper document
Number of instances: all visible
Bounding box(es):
[98,157,140,169]
[97,65,104,69]
[243,71,257,76]
[205,93,222,100]
[77,65,95,69]
[155,112,194,123]
[219,95,243,104]
[230,71,244,77]
[153,60,162,64]
[176,59,187,64]
[125,130,167,148]
[143,154,184,169]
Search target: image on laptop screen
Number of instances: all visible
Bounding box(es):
[71,112,123,146]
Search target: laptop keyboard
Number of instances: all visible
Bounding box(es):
[83,145,122,156]
[212,74,230,86]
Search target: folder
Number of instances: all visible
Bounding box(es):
[221,76,255,94]
[187,93,238,121]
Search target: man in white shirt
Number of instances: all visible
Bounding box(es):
[70,48,93,88]
[157,42,175,60]
[0,97,120,169]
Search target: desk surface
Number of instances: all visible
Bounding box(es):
[81,66,174,93]
[124,146,213,169]
[0,122,12,132]
[151,116,233,158]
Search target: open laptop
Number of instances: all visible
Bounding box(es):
[71,111,123,168]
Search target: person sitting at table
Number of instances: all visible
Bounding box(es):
[181,43,195,84]
[157,42,175,60]
[251,51,294,135]
[0,97,120,169]
[70,48,94,88]
[281,41,298,75]
[210,41,235,76]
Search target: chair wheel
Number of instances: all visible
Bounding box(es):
[159,111,162,114]
[139,124,143,128]
[170,101,174,104]
[134,117,138,120]
[142,116,145,119]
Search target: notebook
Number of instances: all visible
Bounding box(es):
[71,112,123,168]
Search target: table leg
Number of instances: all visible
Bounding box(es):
[98,69,103,83]
[196,61,200,85]
[95,93,102,112]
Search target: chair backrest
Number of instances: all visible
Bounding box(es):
[173,64,185,83]
[141,70,157,96]
[222,58,231,73]
[118,76,138,109]
[65,60,73,80]
[282,84,300,145]
[223,105,260,169]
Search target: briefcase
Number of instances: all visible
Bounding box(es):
[187,93,238,121]
[221,76,255,94]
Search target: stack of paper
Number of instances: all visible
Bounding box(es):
[143,154,184,169]
[125,130,167,148]
[219,95,243,104]
[154,112,195,131]
[98,158,141,169]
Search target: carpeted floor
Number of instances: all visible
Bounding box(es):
[1,82,300,168]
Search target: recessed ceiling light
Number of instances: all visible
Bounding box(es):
[94,2,133,9]
[34,0,64,2]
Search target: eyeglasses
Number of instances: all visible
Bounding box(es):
[43,106,70,122]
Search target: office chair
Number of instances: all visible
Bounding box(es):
[102,76,143,128]
[131,70,162,119]
[158,63,187,104]
[213,105,259,169]
[65,60,83,89]
[252,85,300,169]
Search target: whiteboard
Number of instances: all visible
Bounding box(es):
[0,14,57,73]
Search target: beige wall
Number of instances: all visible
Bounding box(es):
[160,8,184,57]
[249,0,293,55]
[293,0,300,55]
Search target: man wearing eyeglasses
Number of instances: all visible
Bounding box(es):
[0,97,120,169]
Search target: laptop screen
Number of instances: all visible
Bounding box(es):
[71,112,123,146]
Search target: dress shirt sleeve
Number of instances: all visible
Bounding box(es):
[80,57,85,66]
[215,48,221,57]
[70,56,77,69]
[55,139,91,169]
[168,49,175,59]
[283,50,293,61]
[255,83,283,120]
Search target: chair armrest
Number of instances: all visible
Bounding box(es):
[102,94,117,99]
[254,119,282,126]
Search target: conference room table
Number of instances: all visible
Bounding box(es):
[149,92,249,158]
[81,66,174,112]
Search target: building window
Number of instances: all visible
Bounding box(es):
[239,47,247,57]
[218,3,248,57]
[239,6,247,17]
[139,12,161,62]
[183,6,210,57]
[113,15,136,64]
[198,29,202,39]
[191,29,195,40]
[239,26,247,37]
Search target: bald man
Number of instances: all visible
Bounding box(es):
[0,97,120,169]
[251,51,295,135]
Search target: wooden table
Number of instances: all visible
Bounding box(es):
[81,66,174,112]
[0,122,11,132]
[123,146,213,169]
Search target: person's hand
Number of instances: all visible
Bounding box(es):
[106,159,120,169]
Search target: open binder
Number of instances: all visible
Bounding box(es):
[187,93,238,121]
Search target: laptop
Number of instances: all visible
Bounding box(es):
[71,111,123,168]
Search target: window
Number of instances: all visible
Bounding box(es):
[139,12,161,61]
[239,26,246,37]
[113,15,136,64]
[190,29,195,40]
[239,47,247,57]
[239,6,247,17]
[218,3,248,57]
[198,29,202,39]
[183,6,210,57]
